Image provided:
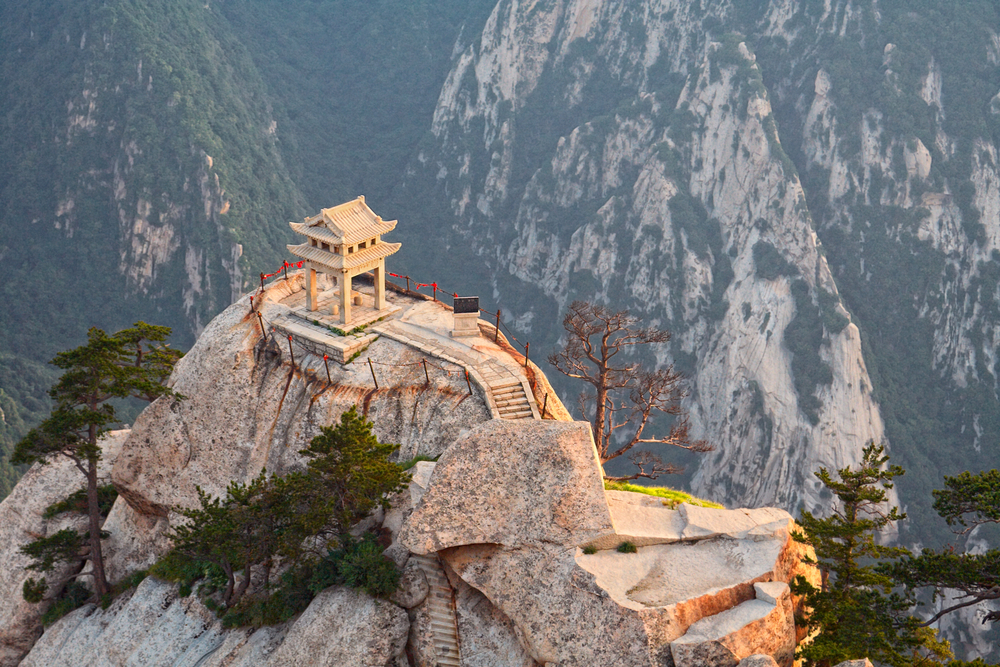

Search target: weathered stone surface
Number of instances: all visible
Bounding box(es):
[19,577,408,667]
[112,280,491,520]
[399,420,613,554]
[440,495,815,667]
[596,490,685,549]
[445,543,660,667]
[406,602,441,667]
[738,655,780,667]
[390,558,429,609]
[679,504,793,541]
[833,661,874,667]
[577,536,786,609]
[670,582,795,667]
[383,461,436,542]
[102,499,174,585]
[19,577,285,667]
[0,429,128,667]
[445,564,540,667]
[266,587,409,667]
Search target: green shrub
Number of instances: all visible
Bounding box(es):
[43,484,118,519]
[100,569,149,609]
[399,454,438,471]
[617,541,638,554]
[752,240,797,280]
[222,565,315,629]
[40,581,91,626]
[582,545,597,555]
[22,578,46,603]
[310,533,400,600]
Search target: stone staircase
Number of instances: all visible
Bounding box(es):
[410,554,461,666]
[489,378,535,420]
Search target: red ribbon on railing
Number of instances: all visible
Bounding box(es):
[262,260,304,279]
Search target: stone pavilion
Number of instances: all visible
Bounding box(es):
[287,196,401,326]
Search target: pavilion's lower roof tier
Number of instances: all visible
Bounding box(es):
[287,241,401,272]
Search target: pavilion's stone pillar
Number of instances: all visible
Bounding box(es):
[306,264,318,311]
[374,261,386,310]
[339,270,351,325]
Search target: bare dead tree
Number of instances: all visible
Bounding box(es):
[548,301,712,481]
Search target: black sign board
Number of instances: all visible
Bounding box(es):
[454,296,480,314]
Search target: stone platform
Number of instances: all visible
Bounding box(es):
[271,315,379,365]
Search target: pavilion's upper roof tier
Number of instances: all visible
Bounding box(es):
[291,196,398,246]
[287,241,401,272]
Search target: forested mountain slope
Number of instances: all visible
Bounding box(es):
[0,0,494,495]
[0,0,307,493]
[403,0,1000,549]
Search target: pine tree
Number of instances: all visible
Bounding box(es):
[11,323,182,598]
[159,406,409,616]
[884,469,1000,627]
[792,443,951,667]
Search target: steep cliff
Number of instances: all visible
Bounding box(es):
[405,0,885,516]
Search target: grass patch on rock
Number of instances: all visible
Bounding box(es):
[604,481,723,509]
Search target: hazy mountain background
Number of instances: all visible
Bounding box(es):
[2,1,999,653]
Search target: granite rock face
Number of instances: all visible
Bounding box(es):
[670,582,795,667]
[113,278,492,520]
[19,578,408,667]
[105,279,493,581]
[0,429,128,667]
[396,412,816,667]
[399,420,614,554]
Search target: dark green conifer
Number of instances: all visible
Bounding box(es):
[11,323,181,599]
[792,443,950,666]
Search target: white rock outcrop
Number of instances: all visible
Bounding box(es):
[18,578,408,667]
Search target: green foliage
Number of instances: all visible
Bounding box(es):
[400,454,439,471]
[310,533,400,600]
[156,407,407,623]
[20,529,86,575]
[43,484,118,520]
[882,469,1000,627]
[149,550,227,599]
[40,581,92,627]
[616,541,638,554]
[792,443,948,666]
[581,545,598,555]
[22,578,46,604]
[752,240,797,281]
[297,406,410,533]
[603,480,723,508]
[102,570,149,609]
[783,280,834,425]
[11,323,182,468]
[931,469,1000,531]
[10,323,181,598]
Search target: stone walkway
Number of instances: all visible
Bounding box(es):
[270,276,540,421]
[371,301,539,421]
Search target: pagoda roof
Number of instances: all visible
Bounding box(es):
[291,196,398,246]
[287,240,401,272]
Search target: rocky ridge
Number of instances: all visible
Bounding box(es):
[0,282,818,666]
